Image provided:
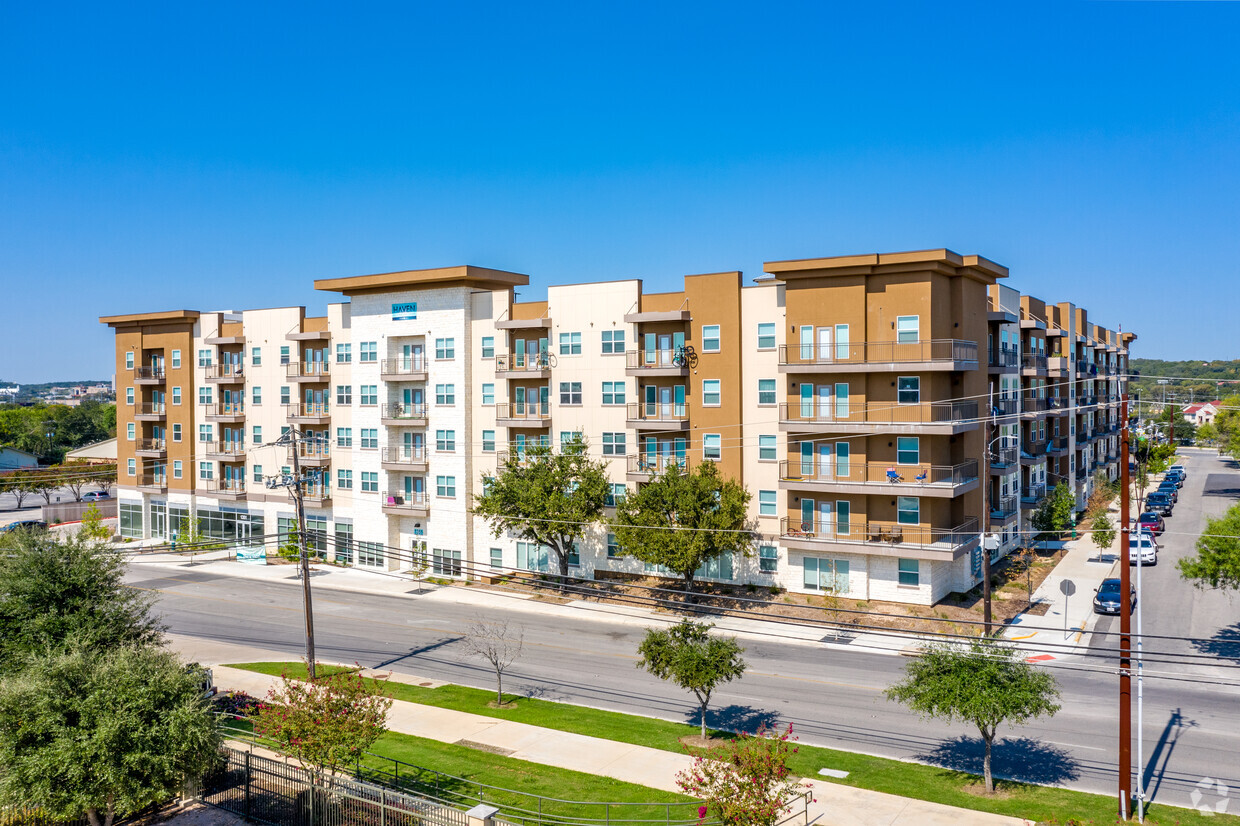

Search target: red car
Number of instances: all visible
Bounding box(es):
[1137,512,1165,535]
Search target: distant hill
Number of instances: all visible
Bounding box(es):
[1128,358,1240,406]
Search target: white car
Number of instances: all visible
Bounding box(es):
[1128,532,1158,566]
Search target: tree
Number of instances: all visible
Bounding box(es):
[1178,503,1240,591]
[1031,482,1075,540]
[637,620,747,739]
[885,638,1061,793]
[461,618,524,706]
[612,461,754,594]
[0,532,163,674]
[676,724,808,826]
[58,461,95,502]
[94,466,116,494]
[0,646,222,826]
[1091,511,1115,556]
[1,469,33,509]
[474,438,610,579]
[79,503,111,542]
[252,668,393,788]
[27,471,59,506]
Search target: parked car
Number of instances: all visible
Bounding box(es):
[1137,512,1165,535]
[1155,483,1179,504]
[1129,533,1158,566]
[1146,492,1174,515]
[81,490,111,502]
[1164,469,1185,487]
[1168,464,1186,479]
[0,519,48,533]
[1094,578,1137,614]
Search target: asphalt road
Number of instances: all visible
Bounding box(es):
[126,528,1240,813]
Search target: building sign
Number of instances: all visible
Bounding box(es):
[392,302,418,321]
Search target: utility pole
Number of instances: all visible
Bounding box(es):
[266,428,318,679]
[1118,395,1132,819]
[982,386,992,636]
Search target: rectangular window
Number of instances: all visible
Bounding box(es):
[360,471,378,492]
[488,547,503,569]
[897,437,919,465]
[432,548,463,577]
[481,336,494,359]
[436,475,456,497]
[251,386,261,405]
[559,382,582,405]
[897,496,920,525]
[336,427,352,447]
[898,558,920,587]
[336,385,352,405]
[252,464,262,483]
[759,545,778,573]
[482,383,495,405]
[759,490,777,516]
[337,469,353,489]
[119,502,142,537]
[127,458,136,476]
[359,342,377,363]
[482,430,496,452]
[335,343,351,363]
[280,386,290,405]
[250,347,261,366]
[436,430,456,452]
[171,386,181,405]
[334,524,354,564]
[434,338,455,359]
[702,379,721,407]
[703,433,721,461]
[897,376,920,405]
[601,330,625,354]
[198,386,212,405]
[607,533,620,558]
[601,381,625,405]
[558,332,582,355]
[126,422,135,440]
[360,428,378,449]
[198,349,212,367]
[125,352,135,370]
[757,323,776,350]
[602,432,626,455]
[359,385,377,405]
[702,325,721,353]
[198,424,213,442]
[280,346,290,365]
[172,460,182,479]
[170,349,181,368]
[172,423,181,442]
[199,461,214,480]
[757,379,776,406]
[896,316,919,344]
[606,483,626,507]
[126,387,134,405]
[758,435,776,461]
[435,384,455,405]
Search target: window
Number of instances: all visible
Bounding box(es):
[126,458,136,476]
[198,349,212,367]
[897,496,920,525]
[359,385,377,405]
[126,387,134,405]
[703,433,721,460]
[119,502,142,537]
[702,325,721,353]
[167,349,180,369]
[757,323,776,350]
[199,461,214,480]
[482,383,495,405]
[360,472,378,492]
[336,385,352,405]
[250,347,260,366]
[436,475,456,497]
[601,330,625,354]
[434,338,455,359]
[897,437,919,465]
[607,533,620,558]
[360,342,377,363]
[171,386,181,405]
[560,431,584,451]
[759,490,777,516]
[336,427,352,447]
[803,557,849,593]
[482,430,496,452]
[757,379,776,406]
[252,464,262,483]
[898,558,920,587]
[606,483,626,507]
[334,524,354,564]
[172,423,181,442]
[335,343,351,363]
[697,552,733,581]
[337,469,353,489]
[126,422,135,440]
[360,428,378,449]
[125,352,135,370]
[279,346,290,365]
[433,548,462,577]
[435,384,455,405]
[896,316,919,344]
[251,386,261,405]
[171,460,182,479]
[280,386,290,405]
[897,376,920,405]
[601,381,625,405]
[481,336,494,359]
[198,386,213,405]
[558,332,582,355]
[559,382,582,405]
[759,545,778,573]
[702,379,721,407]
[198,424,213,442]
[358,541,384,567]
[602,432,626,455]
[436,430,456,452]
[758,435,776,461]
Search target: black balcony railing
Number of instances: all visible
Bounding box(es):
[1021,353,1048,371]
[989,348,1019,369]
[1021,483,1046,504]
[134,366,165,381]
[381,490,429,511]
[779,516,979,550]
[990,447,1019,468]
[1021,397,1049,413]
[990,495,1019,519]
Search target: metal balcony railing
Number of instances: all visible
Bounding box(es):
[381,446,427,464]
[779,400,979,427]
[779,459,978,488]
[495,353,552,372]
[208,440,246,457]
[778,339,978,368]
[135,438,166,452]
[1021,483,1046,504]
[1048,397,1068,410]
[133,402,166,417]
[992,398,1020,416]
[204,478,246,495]
[380,356,427,377]
[203,401,245,418]
[285,361,331,379]
[134,366,166,381]
[295,439,331,460]
[626,454,688,475]
[990,495,1019,519]
[1021,352,1048,370]
[988,348,1019,369]
[626,402,688,423]
[302,482,331,502]
[495,402,552,421]
[206,363,245,380]
[286,402,330,418]
[1049,436,1069,452]
[1021,397,1049,412]
[1023,438,1048,457]
[382,490,428,511]
[380,402,427,421]
[625,349,694,370]
[990,447,1019,468]
[780,516,979,550]
[138,472,167,489]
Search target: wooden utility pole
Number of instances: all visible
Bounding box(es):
[982,387,992,636]
[290,432,317,679]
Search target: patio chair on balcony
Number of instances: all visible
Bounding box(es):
[914,470,929,484]
[888,526,904,544]
[886,468,904,483]
[868,524,883,543]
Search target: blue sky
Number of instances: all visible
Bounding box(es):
[2,1,1238,383]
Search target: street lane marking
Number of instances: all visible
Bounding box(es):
[1044,741,1105,751]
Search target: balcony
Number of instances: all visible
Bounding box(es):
[201,478,247,500]
[990,446,1019,471]
[778,400,979,435]
[992,398,1020,418]
[286,361,331,382]
[293,439,331,467]
[205,363,245,384]
[380,357,428,382]
[1047,436,1070,455]
[625,350,690,377]
[988,348,1019,373]
[137,472,167,493]
[494,353,551,380]
[990,495,1019,521]
[205,441,246,460]
[301,481,331,505]
[381,446,428,472]
[1021,353,1048,374]
[380,403,428,427]
[1020,397,1049,417]
[624,402,690,431]
[133,402,166,422]
[779,516,979,562]
[1076,468,1088,483]
[778,339,978,374]
[623,308,691,324]
[1021,439,1048,464]
[286,403,330,424]
[134,438,166,458]
[778,459,978,498]
[626,453,688,481]
[1021,483,1046,508]
[495,402,552,428]
[203,402,246,423]
[1077,360,1099,377]
[381,490,429,517]
[1047,356,1070,375]
[134,366,165,385]
[1047,397,1070,415]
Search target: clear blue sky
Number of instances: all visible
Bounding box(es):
[2,1,1238,383]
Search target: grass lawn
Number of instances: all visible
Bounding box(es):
[228,661,1238,825]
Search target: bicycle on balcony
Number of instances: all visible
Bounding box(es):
[536,350,558,369]
[671,345,698,369]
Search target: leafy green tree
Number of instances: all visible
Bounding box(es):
[676,724,808,826]
[0,532,163,674]
[79,503,111,542]
[885,638,1061,793]
[1178,503,1240,591]
[474,438,610,579]
[1091,512,1115,555]
[637,620,747,739]
[59,461,96,502]
[1031,482,1075,539]
[612,461,754,594]
[0,646,221,826]
[1,469,34,509]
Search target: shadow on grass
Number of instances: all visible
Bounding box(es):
[916,735,1081,787]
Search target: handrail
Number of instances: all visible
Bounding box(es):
[780,516,978,548]
[380,356,428,375]
[381,402,428,420]
[778,459,978,486]
[382,446,428,463]
[625,402,688,422]
[496,402,552,420]
[779,400,978,426]
[778,338,978,366]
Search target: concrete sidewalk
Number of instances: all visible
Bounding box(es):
[206,663,1026,826]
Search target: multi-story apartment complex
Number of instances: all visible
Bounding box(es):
[101,249,1133,606]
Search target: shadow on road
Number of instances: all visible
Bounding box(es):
[373,637,462,670]
[694,703,783,735]
[1188,622,1240,662]
[916,735,1081,786]
[1143,707,1198,805]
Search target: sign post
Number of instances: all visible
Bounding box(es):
[1059,578,1076,639]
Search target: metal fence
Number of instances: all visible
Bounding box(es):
[0,812,87,826]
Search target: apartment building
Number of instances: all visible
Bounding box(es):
[101,249,1133,606]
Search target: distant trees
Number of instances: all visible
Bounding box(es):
[0,400,115,462]
[637,620,747,740]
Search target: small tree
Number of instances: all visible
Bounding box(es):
[1178,503,1240,591]
[885,638,1061,793]
[79,503,111,542]
[637,620,747,739]
[1091,511,1115,556]
[1031,482,1075,542]
[461,618,524,706]
[61,462,94,502]
[28,471,59,506]
[94,466,116,494]
[252,668,393,788]
[676,724,809,826]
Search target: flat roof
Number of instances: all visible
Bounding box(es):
[315,265,529,295]
[764,248,1008,281]
[99,310,200,327]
